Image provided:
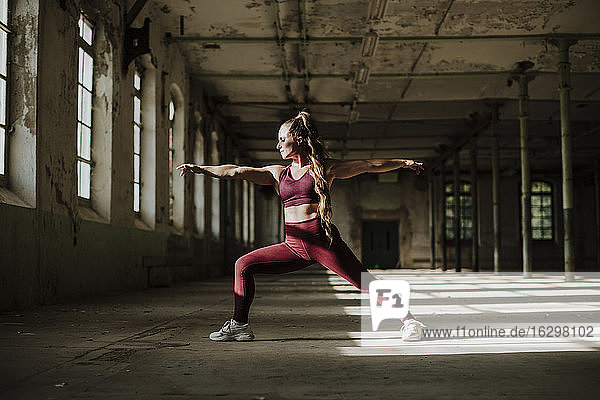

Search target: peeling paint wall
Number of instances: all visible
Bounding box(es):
[0,0,254,310]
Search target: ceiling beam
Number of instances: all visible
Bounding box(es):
[193,71,600,80]
[125,0,148,27]
[167,33,600,44]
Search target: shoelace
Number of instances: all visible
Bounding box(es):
[220,320,232,334]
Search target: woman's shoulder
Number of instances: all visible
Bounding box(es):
[278,163,290,180]
[324,157,337,173]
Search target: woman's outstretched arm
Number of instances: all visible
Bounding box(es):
[177,163,280,186]
[328,158,424,180]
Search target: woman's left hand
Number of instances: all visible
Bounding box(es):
[405,160,424,175]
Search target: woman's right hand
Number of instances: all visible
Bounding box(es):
[176,163,201,176]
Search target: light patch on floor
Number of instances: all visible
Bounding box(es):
[330,271,600,356]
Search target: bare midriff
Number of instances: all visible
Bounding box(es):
[284,202,319,223]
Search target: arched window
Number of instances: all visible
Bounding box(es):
[168,99,175,222]
[131,54,157,227]
[445,181,472,240]
[76,13,94,201]
[531,181,553,240]
[0,0,9,181]
[192,111,205,235]
[169,84,185,231]
[132,64,142,213]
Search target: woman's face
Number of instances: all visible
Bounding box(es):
[276,124,300,159]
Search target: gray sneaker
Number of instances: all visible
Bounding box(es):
[209,319,255,341]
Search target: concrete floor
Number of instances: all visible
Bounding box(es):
[1,267,599,399]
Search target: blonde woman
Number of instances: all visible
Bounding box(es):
[177,110,425,342]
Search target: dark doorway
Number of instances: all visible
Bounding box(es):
[361,220,400,268]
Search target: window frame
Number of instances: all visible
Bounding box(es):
[132,61,143,216]
[76,12,95,206]
[444,181,473,241]
[531,180,554,241]
[0,0,12,187]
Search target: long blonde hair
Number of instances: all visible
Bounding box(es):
[283,110,334,247]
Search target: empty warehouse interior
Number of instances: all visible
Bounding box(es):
[1,0,599,399]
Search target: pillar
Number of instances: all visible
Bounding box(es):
[429,172,436,269]
[470,138,479,272]
[454,151,461,272]
[556,38,577,281]
[595,159,600,269]
[491,105,501,274]
[517,73,534,278]
[440,161,447,271]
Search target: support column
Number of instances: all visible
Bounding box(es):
[596,159,600,269]
[514,70,534,279]
[440,161,447,271]
[470,138,479,272]
[491,105,501,274]
[555,38,577,281]
[454,151,461,272]
[429,172,436,269]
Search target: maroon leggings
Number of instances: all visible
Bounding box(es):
[233,215,415,324]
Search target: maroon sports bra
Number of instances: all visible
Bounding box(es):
[278,164,320,208]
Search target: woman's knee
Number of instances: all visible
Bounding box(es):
[235,255,252,276]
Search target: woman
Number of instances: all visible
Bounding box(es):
[177,110,426,342]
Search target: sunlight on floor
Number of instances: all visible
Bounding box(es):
[328,270,600,356]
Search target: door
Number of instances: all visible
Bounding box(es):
[361,220,400,268]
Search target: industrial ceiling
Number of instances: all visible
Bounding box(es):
[148,0,600,171]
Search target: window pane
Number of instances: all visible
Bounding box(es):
[134,154,140,182]
[78,48,84,84]
[541,183,551,193]
[0,0,7,25]
[78,15,83,37]
[80,87,92,126]
[133,125,140,154]
[134,96,141,124]
[0,126,5,175]
[81,124,91,160]
[169,101,175,121]
[82,51,93,91]
[78,160,91,199]
[0,30,7,77]
[134,71,141,91]
[542,196,551,206]
[0,77,5,126]
[77,122,82,156]
[133,183,140,212]
[82,19,93,45]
